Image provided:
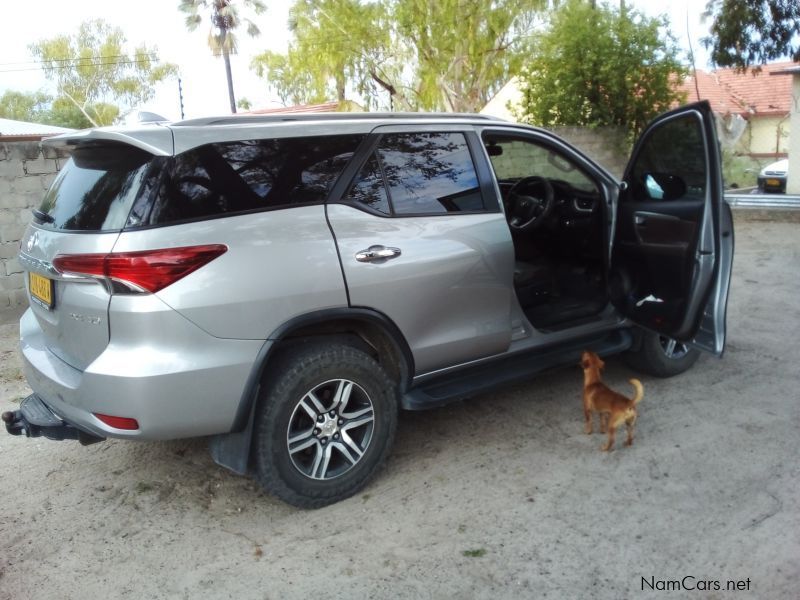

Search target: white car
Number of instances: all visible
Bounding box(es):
[758,158,788,193]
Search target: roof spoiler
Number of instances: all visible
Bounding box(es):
[43,126,174,156]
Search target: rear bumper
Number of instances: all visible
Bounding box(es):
[757,176,786,193]
[19,299,265,441]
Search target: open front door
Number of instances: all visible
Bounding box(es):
[611,101,733,355]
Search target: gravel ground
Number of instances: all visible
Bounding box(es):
[0,218,798,600]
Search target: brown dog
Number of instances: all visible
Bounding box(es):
[580,351,644,451]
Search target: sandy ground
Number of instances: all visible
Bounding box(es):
[0,218,798,600]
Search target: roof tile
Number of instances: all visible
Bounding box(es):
[679,61,794,116]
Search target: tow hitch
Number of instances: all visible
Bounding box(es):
[2,394,104,446]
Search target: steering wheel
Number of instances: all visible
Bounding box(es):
[506,176,555,231]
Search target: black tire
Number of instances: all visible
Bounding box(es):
[253,341,398,509]
[624,330,700,378]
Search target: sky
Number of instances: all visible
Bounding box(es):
[0,0,712,121]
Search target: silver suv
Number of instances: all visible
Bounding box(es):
[4,102,733,508]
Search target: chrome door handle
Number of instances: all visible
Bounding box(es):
[355,245,402,263]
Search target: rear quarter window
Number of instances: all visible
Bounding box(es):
[130,134,365,227]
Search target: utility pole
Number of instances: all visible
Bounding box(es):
[178,77,185,120]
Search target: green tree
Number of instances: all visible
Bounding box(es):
[0,89,102,129]
[253,0,390,107]
[0,90,52,122]
[179,0,267,114]
[47,97,114,129]
[516,0,686,138]
[252,0,546,112]
[29,19,176,127]
[702,0,800,70]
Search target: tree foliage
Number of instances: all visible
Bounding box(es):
[702,0,800,70]
[516,0,686,138]
[29,19,176,127]
[0,90,51,122]
[252,0,546,112]
[0,90,109,129]
[179,0,266,113]
[252,0,389,107]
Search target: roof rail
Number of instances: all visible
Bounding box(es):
[172,112,507,127]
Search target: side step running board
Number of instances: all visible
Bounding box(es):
[401,329,633,410]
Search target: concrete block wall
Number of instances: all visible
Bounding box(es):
[547,126,629,179]
[0,141,70,311]
[490,126,629,188]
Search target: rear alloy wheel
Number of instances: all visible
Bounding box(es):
[624,329,700,378]
[286,378,375,481]
[253,342,398,508]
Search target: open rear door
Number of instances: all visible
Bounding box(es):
[611,101,733,355]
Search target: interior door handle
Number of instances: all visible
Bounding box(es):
[355,245,402,263]
[634,215,646,225]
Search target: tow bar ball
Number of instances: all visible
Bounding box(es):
[2,410,29,436]
[2,398,105,446]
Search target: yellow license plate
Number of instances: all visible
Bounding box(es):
[29,272,54,309]
[766,178,781,186]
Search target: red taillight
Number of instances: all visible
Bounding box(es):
[93,413,139,430]
[53,245,227,293]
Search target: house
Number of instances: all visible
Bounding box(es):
[482,63,795,161]
[678,61,794,159]
[0,118,73,142]
[480,77,523,122]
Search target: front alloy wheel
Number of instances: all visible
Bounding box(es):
[658,336,690,360]
[624,329,700,378]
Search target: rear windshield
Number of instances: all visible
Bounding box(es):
[37,144,160,232]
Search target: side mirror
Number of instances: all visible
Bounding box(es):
[485,143,503,157]
[644,172,687,201]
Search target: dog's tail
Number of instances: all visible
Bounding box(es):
[629,378,644,405]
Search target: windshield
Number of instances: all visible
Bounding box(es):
[37,144,159,232]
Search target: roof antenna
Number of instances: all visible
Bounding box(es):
[687,8,701,101]
[136,111,169,123]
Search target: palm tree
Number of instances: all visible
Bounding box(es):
[179,0,266,113]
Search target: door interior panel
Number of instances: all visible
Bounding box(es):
[612,109,713,340]
[631,210,697,247]
[614,205,702,332]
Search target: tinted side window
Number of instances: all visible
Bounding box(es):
[378,132,483,215]
[132,134,364,227]
[342,154,391,214]
[626,114,706,202]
